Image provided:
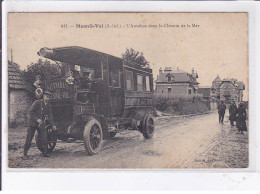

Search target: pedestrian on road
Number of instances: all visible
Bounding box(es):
[236,102,247,134]
[229,100,237,127]
[218,101,226,124]
[23,91,57,160]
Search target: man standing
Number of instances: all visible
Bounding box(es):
[80,72,91,90]
[218,101,226,124]
[229,100,237,126]
[236,102,247,134]
[23,91,56,159]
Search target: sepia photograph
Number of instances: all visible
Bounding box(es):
[7,12,249,169]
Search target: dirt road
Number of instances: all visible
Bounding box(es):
[8,112,248,168]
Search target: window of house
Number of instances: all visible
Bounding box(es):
[168,88,171,93]
[145,76,151,92]
[126,70,134,90]
[168,76,171,82]
[137,74,143,92]
[188,88,192,94]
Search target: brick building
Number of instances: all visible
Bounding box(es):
[155,67,199,96]
[211,75,245,104]
[8,61,32,126]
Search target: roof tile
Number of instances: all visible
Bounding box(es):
[8,62,28,89]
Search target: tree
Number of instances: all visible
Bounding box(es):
[122,48,150,68]
[22,59,61,99]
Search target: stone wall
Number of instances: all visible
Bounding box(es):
[210,102,218,110]
[9,89,32,126]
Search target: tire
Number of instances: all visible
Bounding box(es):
[83,118,103,155]
[140,114,155,139]
[35,125,57,153]
[109,132,117,138]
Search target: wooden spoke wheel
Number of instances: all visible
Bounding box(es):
[83,118,103,155]
[141,114,155,139]
[35,125,57,153]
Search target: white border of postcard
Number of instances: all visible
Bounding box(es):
[2,0,260,190]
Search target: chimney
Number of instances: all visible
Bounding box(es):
[164,67,172,73]
[192,68,196,78]
[159,67,162,74]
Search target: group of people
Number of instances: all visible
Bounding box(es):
[217,100,247,134]
[74,71,92,90]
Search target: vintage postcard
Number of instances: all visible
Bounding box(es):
[7,12,249,169]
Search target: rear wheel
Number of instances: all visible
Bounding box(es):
[83,118,103,155]
[35,125,57,153]
[140,114,155,139]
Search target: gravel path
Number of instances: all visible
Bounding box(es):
[8,111,248,168]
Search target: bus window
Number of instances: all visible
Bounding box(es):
[145,76,151,92]
[109,67,120,88]
[137,74,143,92]
[126,70,134,90]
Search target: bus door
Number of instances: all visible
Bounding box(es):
[108,64,124,117]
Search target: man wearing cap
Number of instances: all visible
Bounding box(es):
[23,91,57,159]
[217,100,226,124]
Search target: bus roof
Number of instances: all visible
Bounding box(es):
[38,46,152,73]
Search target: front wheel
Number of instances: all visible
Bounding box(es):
[140,114,155,139]
[83,118,103,155]
[35,125,57,153]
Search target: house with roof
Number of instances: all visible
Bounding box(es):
[8,61,32,126]
[211,75,245,104]
[155,67,199,96]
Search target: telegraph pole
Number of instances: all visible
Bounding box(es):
[11,48,14,64]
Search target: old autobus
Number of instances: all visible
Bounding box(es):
[36,46,155,155]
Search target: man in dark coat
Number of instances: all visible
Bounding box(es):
[217,101,226,124]
[23,91,57,159]
[229,100,237,126]
[236,102,247,134]
[80,72,91,90]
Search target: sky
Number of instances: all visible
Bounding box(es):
[8,12,248,100]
